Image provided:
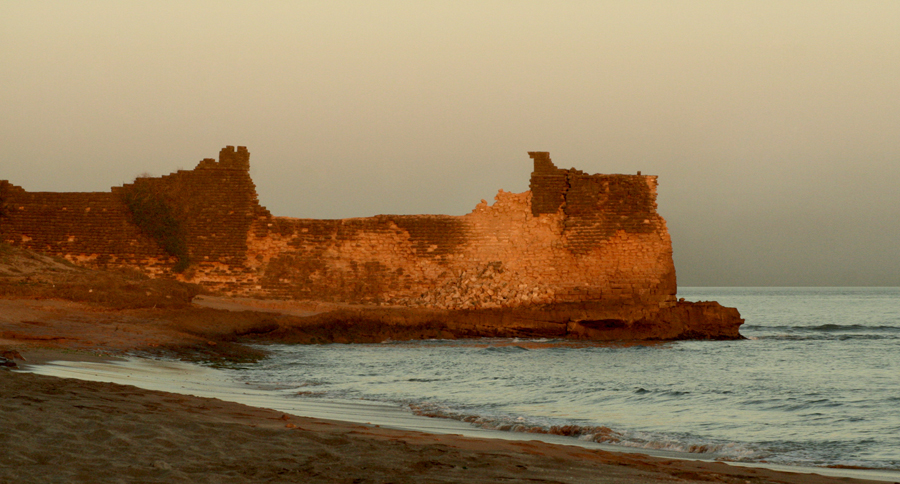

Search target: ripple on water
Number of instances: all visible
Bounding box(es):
[235,288,900,469]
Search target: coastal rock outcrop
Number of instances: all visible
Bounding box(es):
[1,147,743,341]
[256,301,743,344]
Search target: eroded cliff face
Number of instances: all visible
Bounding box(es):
[0,147,743,340]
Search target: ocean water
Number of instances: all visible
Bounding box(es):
[224,287,900,470]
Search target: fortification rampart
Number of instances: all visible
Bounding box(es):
[1,147,677,313]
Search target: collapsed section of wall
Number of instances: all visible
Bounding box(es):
[238,151,676,311]
[247,185,676,311]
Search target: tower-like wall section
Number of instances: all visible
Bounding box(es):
[1,148,676,311]
[114,146,270,286]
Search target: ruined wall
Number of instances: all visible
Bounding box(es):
[0,147,267,289]
[0,182,169,267]
[1,148,677,311]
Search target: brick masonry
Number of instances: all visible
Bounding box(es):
[1,148,677,312]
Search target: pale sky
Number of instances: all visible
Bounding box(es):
[2,1,899,286]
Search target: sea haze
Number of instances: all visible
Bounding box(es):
[228,287,900,469]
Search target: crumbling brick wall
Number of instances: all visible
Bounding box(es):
[241,152,676,309]
[1,148,676,309]
[246,185,675,309]
[0,182,170,269]
[0,146,268,283]
[115,146,270,281]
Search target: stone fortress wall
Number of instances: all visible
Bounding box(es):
[1,147,268,291]
[1,147,678,311]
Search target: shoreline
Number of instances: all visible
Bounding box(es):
[6,348,899,484]
[2,295,897,483]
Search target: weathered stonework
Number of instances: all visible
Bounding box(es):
[1,147,742,339]
[237,152,676,311]
[1,146,268,287]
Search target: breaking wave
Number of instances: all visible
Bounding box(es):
[404,402,759,459]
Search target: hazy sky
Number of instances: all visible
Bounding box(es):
[2,1,899,286]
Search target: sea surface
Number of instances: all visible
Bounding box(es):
[223,287,900,470]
